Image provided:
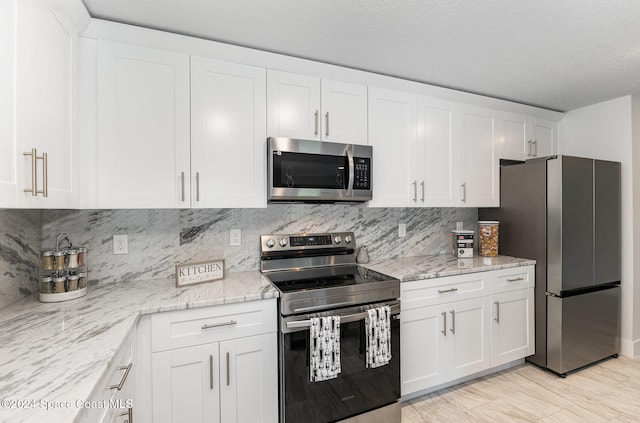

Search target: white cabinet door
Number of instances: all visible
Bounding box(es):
[447,296,492,380]
[152,344,221,423]
[320,79,367,144]
[459,105,500,207]
[531,117,556,158]
[220,334,278,423]
[491,288,535,367]
[0,0,16,207]
[416,97,459,207]
[15,0,78,208]
[191,57,266,208]
[97,41,190,208]
[500,112,531,161]
[267,70,321,140]
[401,305,447,396]
[368,87,416,207]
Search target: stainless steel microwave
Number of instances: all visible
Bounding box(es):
[267,137,373,203]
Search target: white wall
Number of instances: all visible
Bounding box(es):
[559,95,638,356]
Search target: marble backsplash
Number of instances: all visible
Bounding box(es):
[0,210,42,310]
[41,206,477,285]
[0,205,476,309]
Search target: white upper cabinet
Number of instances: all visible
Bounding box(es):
[531,117,556,158]
[499,113,557,161]
[97,41,191,208]
[459,105,500,207]
[0,0,17,207]
[320,79,368,144]
[191,57,266,208]
[0,0,79,208]
[368,87,416,207]
[267,70,367,144]
[415,97,459,207]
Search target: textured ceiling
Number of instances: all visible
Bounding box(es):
[81,0,640,112]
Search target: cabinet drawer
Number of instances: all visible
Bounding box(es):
[401,272,490,310]
[493,266,534,293]
[151,299,276,352]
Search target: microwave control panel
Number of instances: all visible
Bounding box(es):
[353,157,371,190]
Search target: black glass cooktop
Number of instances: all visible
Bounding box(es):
[265,265,393,293]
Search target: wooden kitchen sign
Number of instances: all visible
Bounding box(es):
[175,259,225,287]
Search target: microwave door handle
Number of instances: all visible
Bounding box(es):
[347,149,355,196]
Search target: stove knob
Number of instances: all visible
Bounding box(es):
[265,238,276,248]
[344,235,352,244]
[279,238,288,247]
[334,236,342,244]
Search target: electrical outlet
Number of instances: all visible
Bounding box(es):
[230,229,242,246]
[398,223,407,238]
[113,234,128,255]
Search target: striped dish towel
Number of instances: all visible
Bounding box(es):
[309,316,341,382]
[365,305,392,368]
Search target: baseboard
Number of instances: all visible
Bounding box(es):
[400,359,525,402]
[620,337,640,358]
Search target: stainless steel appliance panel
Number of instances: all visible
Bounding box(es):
[595,160,622,285]
[546,286,621,375]
[484,159,548,367]
[547,156,594,294]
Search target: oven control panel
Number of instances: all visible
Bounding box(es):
[260,232,355,252]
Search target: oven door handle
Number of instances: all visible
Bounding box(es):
[285,303,400,329]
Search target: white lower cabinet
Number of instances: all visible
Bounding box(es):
[76,328,136,423]
[401,265,534,397]
[148,299,278,423]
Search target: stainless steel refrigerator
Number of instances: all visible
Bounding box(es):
[480,155,621,376]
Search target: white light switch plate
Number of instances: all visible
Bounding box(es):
[230,229,242,246]
[398,223,407,238]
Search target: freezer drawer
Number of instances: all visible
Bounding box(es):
[547,285,620,375]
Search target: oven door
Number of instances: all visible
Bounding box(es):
[279,301,400,423]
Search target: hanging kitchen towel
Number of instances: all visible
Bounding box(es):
[309,315,341,382]
[365,305,392,368]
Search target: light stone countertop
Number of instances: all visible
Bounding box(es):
[363,254,536,282]
[0,254,534,422]
[0,271,278,423]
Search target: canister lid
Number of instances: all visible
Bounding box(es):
[41,276,53,282]
[53,250,66,256]
[42,250,54,257]
[452,230,475,234]
[478,221,499,224]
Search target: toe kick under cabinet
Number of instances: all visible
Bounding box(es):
[400,265,534,397]
[142,299,278,423]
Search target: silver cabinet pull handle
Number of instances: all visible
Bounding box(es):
[209,354,214,390]
[420,181,425,202]
[450,310,456,334]
[438,287,458,294]
[226,352,230,386]
[461,183,467,203]
[441,311,447,336]
[325,112,329,137]
[314,110,319,136]
[109,363,133,390]
[533,140,538,156]
[196,172,200,202]
[119,407,133,423]
[41,152,48,197]
[412,180,417,202]
[527,140,532,157]
[494,300,500,323]
[181,172,185,202]
[201,320,237,330]
[507,277,524,282]
[23,148,37,196]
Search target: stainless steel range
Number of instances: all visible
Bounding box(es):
[260,232,401,423]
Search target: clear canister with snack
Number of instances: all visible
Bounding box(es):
[478,221,499,257]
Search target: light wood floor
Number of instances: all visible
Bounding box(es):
[402,356,640,422]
